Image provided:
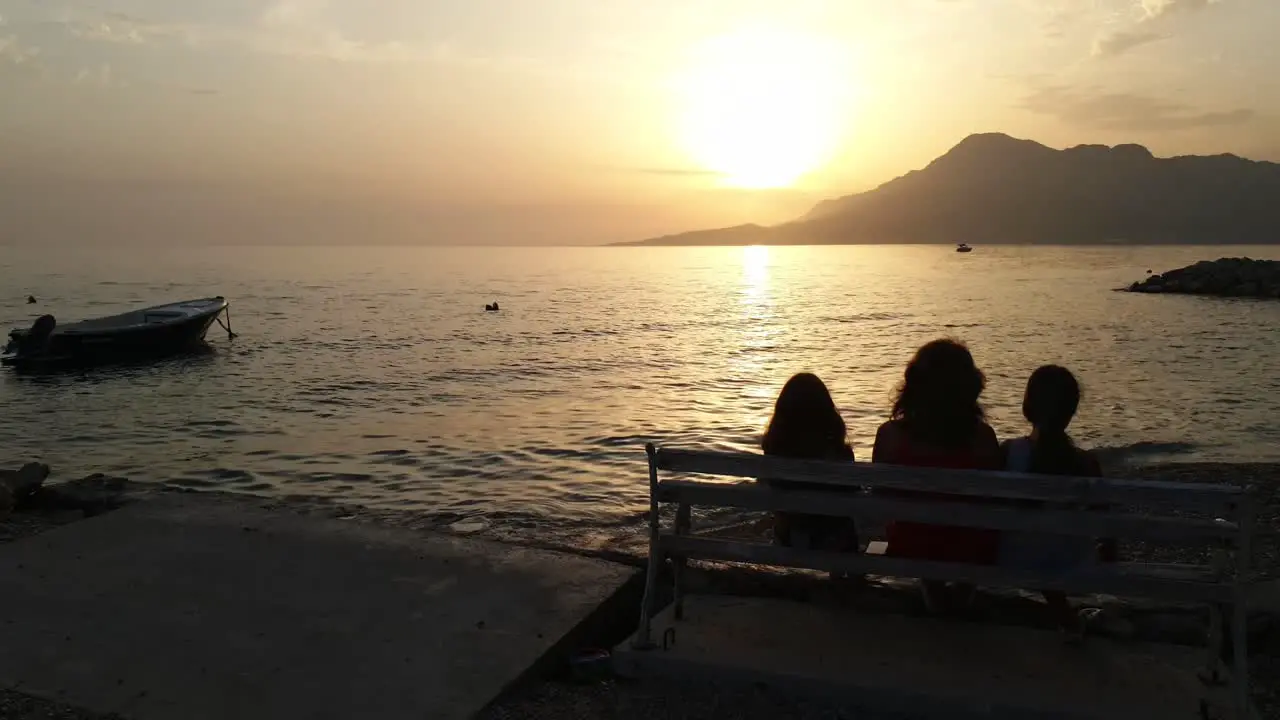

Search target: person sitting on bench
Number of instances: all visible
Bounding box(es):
[872,339,1001,614]
[760,372,858,552]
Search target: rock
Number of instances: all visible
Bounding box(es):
[1125,258,1280,300]
[0,482,12,521]
[26,473,133,516]
[0,463,51,507]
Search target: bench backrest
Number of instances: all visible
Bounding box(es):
[652,446,1247,516]
[647,445,1256,552]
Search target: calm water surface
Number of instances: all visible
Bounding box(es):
[1,245,1278,537]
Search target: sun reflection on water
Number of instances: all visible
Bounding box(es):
[736,245,780,418]
[741,245,770,304]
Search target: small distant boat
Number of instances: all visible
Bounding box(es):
[3,297,232,371]
[956,243,973,253]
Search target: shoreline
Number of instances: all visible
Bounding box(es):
[6,459,1279,563]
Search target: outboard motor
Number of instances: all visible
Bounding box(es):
[19,314,56,356]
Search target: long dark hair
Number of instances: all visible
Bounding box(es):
[1023,364,1086,474]
[762,373,850,459]
[891,339,986,448]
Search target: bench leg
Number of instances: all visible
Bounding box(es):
[633,541,662,649]
[1202,603,1227,685]
[634,444,662,650]
[673,503,691,621]
[1231,497,1255,718]
[1232,598,1249,718]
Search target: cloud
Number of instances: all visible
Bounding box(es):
[629,167,726,178]
[1015,0,1099,38]
[1141,0,1222,20]
[248,0,436,63]
[1019,84,1254,132]
[68,11,177,45]
[1090,0,1223,59]
[1092,28,1168,56]
[73,62,119,88]
[53,3,440,64]
[48,8,208,50]
[0,33,39,69]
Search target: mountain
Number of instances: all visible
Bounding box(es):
[615,133,1280,246]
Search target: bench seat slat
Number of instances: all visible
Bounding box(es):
[660,534,1234,604]
[657,479,1240,543]
[655,449,1247,514]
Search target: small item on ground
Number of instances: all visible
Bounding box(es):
[568,649,612,684]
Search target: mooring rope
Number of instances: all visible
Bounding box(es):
[215,305,237,340]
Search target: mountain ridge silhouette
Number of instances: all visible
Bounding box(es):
[615,133,1280,246]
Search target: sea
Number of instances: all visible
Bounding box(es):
[2,244,1278,545]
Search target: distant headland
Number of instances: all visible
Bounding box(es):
[614,133,1280,246]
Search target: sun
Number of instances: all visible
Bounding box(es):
[676,28,850,189]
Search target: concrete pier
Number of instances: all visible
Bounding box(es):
[614,594,1245,720]
[0,496,635,720]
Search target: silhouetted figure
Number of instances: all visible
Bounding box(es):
[26,295,36,304]
[1000,365,1107,640]
[485,302,499,312]
[761,373,857,552]
[872,338,1000,614]
[1006,366,1100,477]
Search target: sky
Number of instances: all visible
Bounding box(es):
[1,0,1278,245]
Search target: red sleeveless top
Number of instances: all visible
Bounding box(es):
[881,444,1001,566]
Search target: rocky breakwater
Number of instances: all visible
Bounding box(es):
[1126,257,1280,299]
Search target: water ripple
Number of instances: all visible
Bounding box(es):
[1,244,1279,540]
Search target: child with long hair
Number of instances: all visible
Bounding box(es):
[1001,365,1116,640]
[1004,365,1100,476]
[761,372,858,551]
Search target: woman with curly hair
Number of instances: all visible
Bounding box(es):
[872,339,1000,612]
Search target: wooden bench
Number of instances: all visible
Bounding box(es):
[633,443,1261,717]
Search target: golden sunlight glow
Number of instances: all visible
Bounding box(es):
[676,29,851,189]
[741,244,770,300]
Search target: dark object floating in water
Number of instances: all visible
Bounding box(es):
[956,243,973,253]
[26,295,36,304]
[3,296,233,371]
[485,302,500,312]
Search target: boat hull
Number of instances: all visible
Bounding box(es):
[3,298,228,371]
